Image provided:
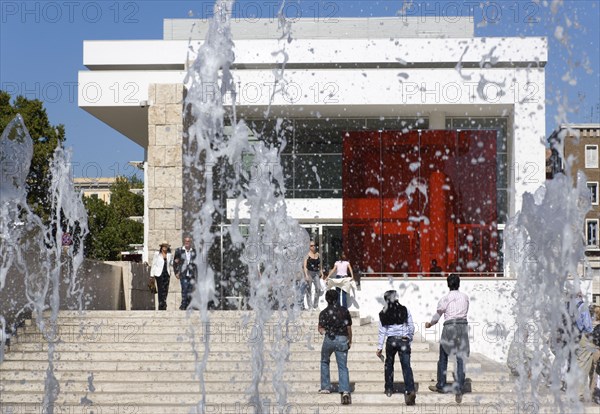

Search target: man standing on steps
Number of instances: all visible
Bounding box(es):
[173,236,197,310]
[425,273,470,404]
[318,290,353,405]
[376,290,416,406]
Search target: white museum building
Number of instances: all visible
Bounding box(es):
[79,16,559,361]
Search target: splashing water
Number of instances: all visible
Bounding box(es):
[183,1,305,412]
[506,134,592,412]
[0,115,88,412]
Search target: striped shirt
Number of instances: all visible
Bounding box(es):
[431,290,469,325]
[378,309,415,349]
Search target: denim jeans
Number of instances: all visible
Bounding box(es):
[305,271,322,309]
[335,275,348,308]
[385,337,415,394]
[320,335,350,393]
[437,344,466,394]
[295,279,307,309]
[179,277,194,310]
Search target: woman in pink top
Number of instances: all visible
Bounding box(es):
[327,253,354,308]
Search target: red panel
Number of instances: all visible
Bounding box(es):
[343,131,382,273]
[343,130,498,276]
[381,131,420,273]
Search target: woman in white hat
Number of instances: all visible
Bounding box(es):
[150,241,173,310]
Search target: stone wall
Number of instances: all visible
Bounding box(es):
[147,83,185,310]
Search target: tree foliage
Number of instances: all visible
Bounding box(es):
[0,91,65,221]
[83,176,144,260]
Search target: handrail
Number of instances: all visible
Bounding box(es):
[358,272,505,278]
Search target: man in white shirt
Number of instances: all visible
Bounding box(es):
[425,274,470,404]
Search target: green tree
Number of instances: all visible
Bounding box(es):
[0,91,66,221]
[83,176,144,260]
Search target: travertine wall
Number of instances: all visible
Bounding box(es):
[147,83,184,310]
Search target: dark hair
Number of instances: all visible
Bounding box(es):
[447,273,460,290]
[383,290,397,304]
[380,290,408,326]
[325,289,339,305]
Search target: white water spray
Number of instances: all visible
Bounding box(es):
[183,1,305,412]
[0,115,88,413]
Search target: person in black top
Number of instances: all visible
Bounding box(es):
[430,259,443,275]
[304,240,324,310]
[318,290,352,405]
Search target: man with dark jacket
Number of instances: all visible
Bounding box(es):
[318,290,352,405]
[173,237,197,310]
[376,290,416,405]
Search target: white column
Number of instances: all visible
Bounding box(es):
[512,82,546,214]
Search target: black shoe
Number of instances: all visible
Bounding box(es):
[385,390,393,397]
[341,392,351,405]
[455,393,463,404]
[405,391,416,406]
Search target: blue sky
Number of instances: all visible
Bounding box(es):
[1,0,599,179]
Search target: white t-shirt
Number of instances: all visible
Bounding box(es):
[335,260,350,276]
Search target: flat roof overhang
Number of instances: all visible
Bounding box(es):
[79,65,543,146]
[82,106,149,148]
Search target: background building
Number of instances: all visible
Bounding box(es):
[73,177,116,204]
[548,124,600,303]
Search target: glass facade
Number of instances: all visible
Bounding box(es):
[225,116,508,279]
[244,118,427,198]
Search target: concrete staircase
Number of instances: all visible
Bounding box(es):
[0,310,597,413]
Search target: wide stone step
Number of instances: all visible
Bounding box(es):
[0,359,484,372]
[0,369,509,383]
[1,351,460,364]
[7,342,432,355]
[0,379,511,393]
[7,340,431,353]
[0,390,524,404]
[29,311,374,326]
[15,327,385,340]
[1,402,597,414]
[9,333,422,352]
[0,401,594,414]
[26,317,324,328]
[0,390,594,408]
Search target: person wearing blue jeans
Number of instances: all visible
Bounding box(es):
[318,290,353,405]
[376,290,416,406]
[425,274,470,404]
[435,336,466,394]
